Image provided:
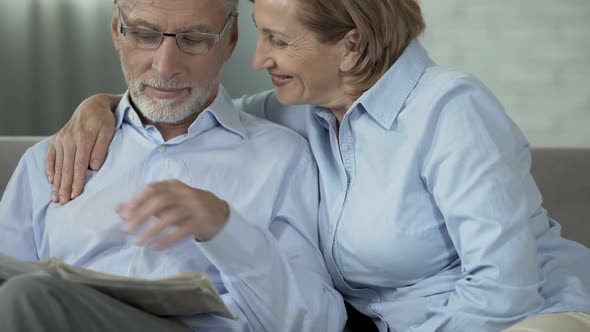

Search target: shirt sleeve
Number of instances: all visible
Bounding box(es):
[414,79,545,331]
[0,150,40,261]
[194,148,347,332]
[233,91,312,138]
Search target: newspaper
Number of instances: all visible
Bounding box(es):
[0,253,234,318]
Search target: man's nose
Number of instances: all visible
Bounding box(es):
[152,36,184,79]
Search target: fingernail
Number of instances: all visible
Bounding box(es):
[91,159,101,170]
[59,195,66,204]
[48,175,53,183]
[118,210,129,220]
[52,193,58,202]
[116,204,128,217]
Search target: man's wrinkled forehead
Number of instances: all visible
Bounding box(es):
[117,0,226,31]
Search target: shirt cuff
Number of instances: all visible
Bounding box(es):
[197,206,271,276]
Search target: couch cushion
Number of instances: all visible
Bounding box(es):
[530,148,590,247]
[0,136,43,195]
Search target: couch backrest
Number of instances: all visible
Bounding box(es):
[530,148,590,247]
[0,136,588,247]
[0,136,43,195]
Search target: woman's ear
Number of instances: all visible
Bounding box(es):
[340,29,363,72]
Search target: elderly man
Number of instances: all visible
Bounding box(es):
[0,0,346,331]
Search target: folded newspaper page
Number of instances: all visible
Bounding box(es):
[0,253,234,318]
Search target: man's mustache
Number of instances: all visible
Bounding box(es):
[138,78,193,90]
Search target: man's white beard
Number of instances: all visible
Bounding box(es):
[129,76,218,124]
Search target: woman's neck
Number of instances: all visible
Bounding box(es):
[325,94,356,124]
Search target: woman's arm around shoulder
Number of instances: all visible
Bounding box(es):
[234,90,313,137]
[46,94,120,205]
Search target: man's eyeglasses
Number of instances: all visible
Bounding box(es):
[117,4,235,56]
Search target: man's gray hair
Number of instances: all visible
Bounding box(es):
[116,0,238,16]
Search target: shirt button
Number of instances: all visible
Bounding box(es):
[157,146,166,153]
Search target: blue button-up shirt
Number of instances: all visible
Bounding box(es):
[237,41,590,331]
[0,86,346,332]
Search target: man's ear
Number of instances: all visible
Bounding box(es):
[224,14,239,61]
[339,28,363,73]
[111,4,121,50]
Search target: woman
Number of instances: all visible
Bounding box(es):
[47,0,590,331]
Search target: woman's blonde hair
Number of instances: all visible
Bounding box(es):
[295,0,425,97]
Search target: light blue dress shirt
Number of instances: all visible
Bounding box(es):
[0,86,346,332]
[236,41,590,331]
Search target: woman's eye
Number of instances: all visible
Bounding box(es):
[269,35,288,47]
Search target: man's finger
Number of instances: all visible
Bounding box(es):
[152,226,192,251]
[137,210,190,246]
[119,187,175,233]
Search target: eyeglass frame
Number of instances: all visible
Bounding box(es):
[116,3,235,55]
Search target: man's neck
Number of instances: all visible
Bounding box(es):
[142,112,200,142]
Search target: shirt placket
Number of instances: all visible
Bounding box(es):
[331,117,355,280]
[321,114,386,328]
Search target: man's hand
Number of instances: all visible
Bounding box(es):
[117,180,230,250]
[46,94,120,205]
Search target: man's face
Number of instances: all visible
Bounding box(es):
[112,0,237,124]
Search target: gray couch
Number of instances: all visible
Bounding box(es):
[1,136,589,247]
[1,136,589,331]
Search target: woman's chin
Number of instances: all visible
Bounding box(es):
[276,90,306,106]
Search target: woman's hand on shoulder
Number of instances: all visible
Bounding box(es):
[46,93,120,205]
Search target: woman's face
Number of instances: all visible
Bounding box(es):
[251,0,348,109]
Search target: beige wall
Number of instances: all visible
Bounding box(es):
[420,0,590,147]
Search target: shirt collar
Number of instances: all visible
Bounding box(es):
[354,40,434,130]
[114,91,131,130]
[114,85,247,139]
